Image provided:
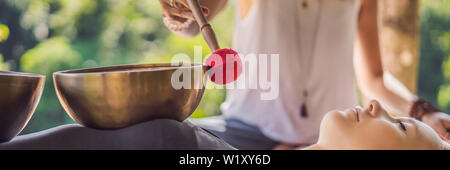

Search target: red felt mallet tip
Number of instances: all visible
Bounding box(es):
[205,48,242,85]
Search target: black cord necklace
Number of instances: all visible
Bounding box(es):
[299,0,322,118]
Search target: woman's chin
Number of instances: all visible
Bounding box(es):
[321,110,351,128]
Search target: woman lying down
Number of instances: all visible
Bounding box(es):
[0,100,448,150]
[305,100,449,150]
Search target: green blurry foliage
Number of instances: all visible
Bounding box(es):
[0,54,10,71]
[21,37,82,75]
[0,24,10,71]
[0,24,9,42]
[437,32,450,111]
[419,0,450,114]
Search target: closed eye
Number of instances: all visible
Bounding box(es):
[397,120,407,132]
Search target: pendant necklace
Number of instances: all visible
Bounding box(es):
[299,0,323,118]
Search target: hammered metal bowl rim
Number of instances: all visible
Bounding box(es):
[0,71,45,78]
[53,63,206,76]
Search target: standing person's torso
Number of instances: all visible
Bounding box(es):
[221,0,361,144]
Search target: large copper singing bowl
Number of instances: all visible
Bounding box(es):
[53,63,208,129]
[0,71,44,142]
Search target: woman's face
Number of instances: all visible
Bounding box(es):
[317,100,445,150]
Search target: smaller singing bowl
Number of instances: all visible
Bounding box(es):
[0,71,44,142]
[53,63,209,129]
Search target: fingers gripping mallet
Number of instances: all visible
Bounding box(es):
[186,0,242,85]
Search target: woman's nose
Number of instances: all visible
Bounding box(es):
[366,100,380,117]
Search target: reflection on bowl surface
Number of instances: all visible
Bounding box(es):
[0,71,44,142]
[53,63,208,129]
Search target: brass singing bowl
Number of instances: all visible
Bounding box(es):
[53,63,209,129]
[0,71,45,142]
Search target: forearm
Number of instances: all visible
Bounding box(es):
[355,0,415,117]
[357,72,415,116]
[355,26,415,116]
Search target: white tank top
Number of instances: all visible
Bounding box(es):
[220,0,361,144]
